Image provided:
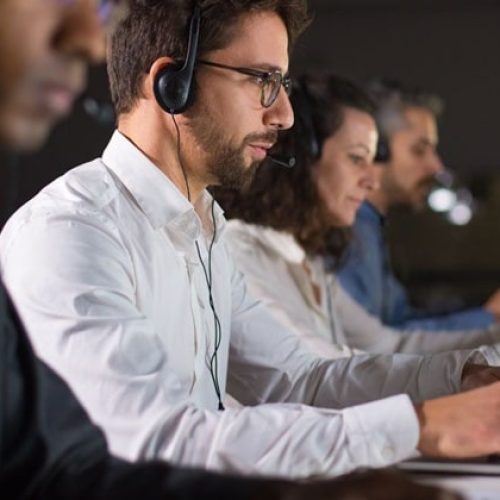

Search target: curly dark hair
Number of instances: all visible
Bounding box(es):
[213,73,375,266]
[108,0,311,115]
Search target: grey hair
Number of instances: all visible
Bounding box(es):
[365,79,444,137]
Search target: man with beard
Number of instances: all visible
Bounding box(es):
[0,0,242,497]
[338,79,500,331]
[5,0,500,483]
[0,0,317,498]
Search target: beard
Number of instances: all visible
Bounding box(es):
[382,171,436,212]
[409,177,436,210]
[186,102,277,191]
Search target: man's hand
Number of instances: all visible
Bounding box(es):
[461,363,500,391]
[269,469,461,500]
[484,288,500,320]
[416,381,500,457]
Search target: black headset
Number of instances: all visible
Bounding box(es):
[368,79,401,164]
[374,135,391,163]
[153,3,201,114]
[153,3,225,411]
[289,77,322,162]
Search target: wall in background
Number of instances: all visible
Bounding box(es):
[296,0,500,177]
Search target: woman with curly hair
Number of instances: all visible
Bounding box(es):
[214,73,500,358]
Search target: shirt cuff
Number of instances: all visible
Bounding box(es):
[342,394,419,468]
[416,349,484,400]
[475,344,500,366]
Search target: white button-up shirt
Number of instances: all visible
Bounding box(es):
[0,131,479,478]
[224,220,500,361]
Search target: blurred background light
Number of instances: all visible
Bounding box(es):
[447,201,473,226]
[428,187,457,212]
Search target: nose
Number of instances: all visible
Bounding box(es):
[428,150,444,176]
[53,0,106,64]
[362,162,380,192]
[264,87,294,131]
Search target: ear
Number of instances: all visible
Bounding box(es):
[142,56,176,100]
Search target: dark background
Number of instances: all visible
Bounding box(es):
[2,0,500,308]
[292,0,500,309]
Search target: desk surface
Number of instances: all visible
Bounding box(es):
[418,475,500,500]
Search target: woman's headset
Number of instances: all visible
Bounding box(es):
[288,77,322,163]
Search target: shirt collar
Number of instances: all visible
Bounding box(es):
[102,130,225,242]
[230,220,306,264]
[227,221,331,314]
[359,200,385,226]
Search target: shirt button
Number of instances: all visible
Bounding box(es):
[381,445,395,461]
[197,294,206,310]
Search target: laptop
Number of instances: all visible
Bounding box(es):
[398,456,500,476]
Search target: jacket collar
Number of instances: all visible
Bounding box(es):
[358,200,385,227]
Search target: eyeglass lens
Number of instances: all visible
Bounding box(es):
[263,73,291,107]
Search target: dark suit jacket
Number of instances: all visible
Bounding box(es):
[0,280,262,499]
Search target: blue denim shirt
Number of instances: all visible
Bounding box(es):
[337,201,494,331]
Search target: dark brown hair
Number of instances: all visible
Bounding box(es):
[108,0,311,115]
[214,73,375,266]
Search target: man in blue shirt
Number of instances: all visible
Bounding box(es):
[338,79,500,331]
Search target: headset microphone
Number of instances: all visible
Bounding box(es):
[268,154,296,168]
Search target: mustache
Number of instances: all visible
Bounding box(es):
[243,131,279,147]
[419,177,437,189]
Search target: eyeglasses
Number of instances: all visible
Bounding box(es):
[198,59,292,108]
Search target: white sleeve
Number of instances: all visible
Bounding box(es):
[222,230,483,406]
[0,211,418,478]
[335,283,500,362]
[228,251,478,407]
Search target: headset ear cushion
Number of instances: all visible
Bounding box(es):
[291,81,321,161]
[374,136,391,163]
[153,63,196,114]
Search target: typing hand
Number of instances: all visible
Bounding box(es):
[484,288,500,321]
[416,381,500,458]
